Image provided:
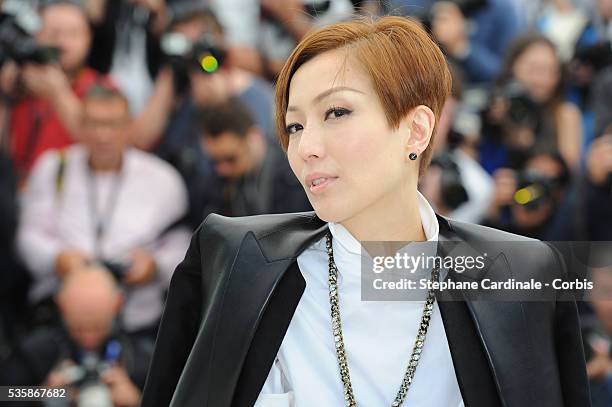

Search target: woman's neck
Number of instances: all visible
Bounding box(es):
[340,188,427,244]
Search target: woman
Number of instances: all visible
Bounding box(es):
[483,32,583,171]
[140,16,590,407]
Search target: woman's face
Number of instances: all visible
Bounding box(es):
[285,49,416,223]
[512,42,560,103]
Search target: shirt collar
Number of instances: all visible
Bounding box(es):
[328,190,439,256]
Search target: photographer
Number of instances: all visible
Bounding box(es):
[390,0,522,84]
[6,1,106,184]
[573,0,612,83]
[420,122,494,223]
[481,33,583,172]
[206,0,355,78]
[562,0,612,146]
[482,149,575,239]
[129,5,275,159]
[419,63,495,223]
[184,97,311,227]
[0,267,151,407]
[583,129,612,240]
[86,0,176,115]
[16,82,190,336]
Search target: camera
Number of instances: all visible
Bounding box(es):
[573,41,612,75]
[0,13,59,67]
[512,170,558,211]
[160,31,226,94]
[447,105,482,148]
[60,341,122,407]
[72,353,113,407]
[430,152,469,211]
[99,260,131,281]
[161,31,225,74]
[261,0,337,24]
[496,80,543,131]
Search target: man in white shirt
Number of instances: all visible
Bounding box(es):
[17,81,191,334]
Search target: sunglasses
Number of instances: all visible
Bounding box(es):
[211,155,239,165]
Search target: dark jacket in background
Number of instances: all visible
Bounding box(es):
[0,322,153,390]
[591,66,612,138]
[0,149,17,270]
[184,142,312,229]
[0,149,29,347]
[584,178,612,240]
[87,0,176,78]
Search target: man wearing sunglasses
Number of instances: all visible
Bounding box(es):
[189,97,311,225]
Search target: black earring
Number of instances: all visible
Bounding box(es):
[409,152,418,161]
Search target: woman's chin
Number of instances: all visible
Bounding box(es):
[312,205,348,224]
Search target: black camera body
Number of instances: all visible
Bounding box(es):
[62,349,120,407]
[99,260,131,281]
[513,170,556,211]
[430,152,469,211]
[161,32,225,72]
[574,41,612,74]
[0,13,59,67]
[160,31,226,94]
[498,80,543,131]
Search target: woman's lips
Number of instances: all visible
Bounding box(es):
[309,177,338,194]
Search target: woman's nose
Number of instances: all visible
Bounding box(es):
[296,127,325,161]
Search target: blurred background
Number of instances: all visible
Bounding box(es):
[1,0,612,406]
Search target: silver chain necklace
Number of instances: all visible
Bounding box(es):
[325,231,440,407]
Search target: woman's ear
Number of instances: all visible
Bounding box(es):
[405,105,436,161]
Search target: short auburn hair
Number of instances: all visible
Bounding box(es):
[274,15,452,176]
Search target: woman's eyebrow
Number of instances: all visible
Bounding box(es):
[287,86,365,112]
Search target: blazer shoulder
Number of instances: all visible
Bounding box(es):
[444,216,564,279]
[446,216,539,243]
[196,211,320,245]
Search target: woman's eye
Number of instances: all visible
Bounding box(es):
[285,123,303,135]
[325,107,352,120]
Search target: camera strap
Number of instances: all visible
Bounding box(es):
[86,159,125,259]
[21,102,50,178]
[51,149,67,219]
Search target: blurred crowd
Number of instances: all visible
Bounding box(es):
[1,0,612,406]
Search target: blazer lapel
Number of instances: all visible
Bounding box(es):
[208,215,329,407]
[436,215,536,407]
[436,289,503,407]
[232,260,306,407]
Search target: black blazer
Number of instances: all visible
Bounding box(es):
[140,211,591,407]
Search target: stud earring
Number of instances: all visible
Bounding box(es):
[409,152,418,161]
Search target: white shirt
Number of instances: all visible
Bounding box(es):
[17,145,191,331]
[449,148,494,224]
[109,7,154,115]
[256,191,464,407]
[209,0,354,60]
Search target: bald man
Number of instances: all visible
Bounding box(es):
[0,266,152,407]
[55,266,124,350]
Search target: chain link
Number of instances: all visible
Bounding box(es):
[325,231,440,407]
